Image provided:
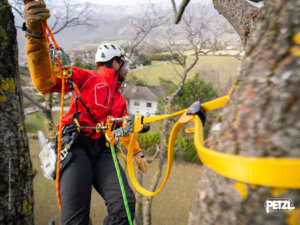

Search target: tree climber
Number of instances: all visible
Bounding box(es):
[23,1,148,224]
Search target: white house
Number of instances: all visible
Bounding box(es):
[122,86,162,116]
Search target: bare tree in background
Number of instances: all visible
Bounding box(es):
[10,0,93,33]
[10,0,93,139]
[207,17,236,52]
[169,0,300,224]
[137,10,214,225]
[127,3,165,62]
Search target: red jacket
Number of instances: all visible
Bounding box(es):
[53,66,127,139]
[25,35,141,154]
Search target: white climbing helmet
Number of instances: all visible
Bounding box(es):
[95,43,126,63]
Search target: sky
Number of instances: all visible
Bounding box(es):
[75,0,208,6]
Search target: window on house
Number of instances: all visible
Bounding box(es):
[134,101,140,106]
[147,102,152,108]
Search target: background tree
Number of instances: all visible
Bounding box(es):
[127,3,164,61]
[0,0,33,224]
[10,0,93,33]
[138,9,215,225]
[167,0,300,224]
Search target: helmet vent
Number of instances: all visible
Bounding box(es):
[104,45,109,49]
[101,52,106,58]
[111,45,116,49]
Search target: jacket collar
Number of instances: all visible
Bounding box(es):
[97,66,123,89]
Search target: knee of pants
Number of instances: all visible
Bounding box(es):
[107,194,136,218]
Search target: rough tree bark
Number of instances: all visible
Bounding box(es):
[188,0,300,224]
[0,0,34,224]
[212,0,259,46]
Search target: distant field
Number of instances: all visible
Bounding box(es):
[29,139,202,225]
[129,55,241,95]
[25,111,65,134]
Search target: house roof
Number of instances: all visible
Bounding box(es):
[123,86,161,101]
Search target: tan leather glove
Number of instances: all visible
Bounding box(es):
[23,0,50,34]
[134,152,148,174]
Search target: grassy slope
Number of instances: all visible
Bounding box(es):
[129,56,240,87]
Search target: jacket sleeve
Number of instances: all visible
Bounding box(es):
[120,134,142,155]
[25,35,57,94]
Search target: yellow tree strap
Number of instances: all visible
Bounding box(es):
[127,120,183,197]
[127,95,300,197]
[193,115,300,188]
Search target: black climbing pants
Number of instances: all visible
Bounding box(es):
[60,134,136,225]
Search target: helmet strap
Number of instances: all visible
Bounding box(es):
[115,60,125,83]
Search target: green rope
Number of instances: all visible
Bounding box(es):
[110,144,133,225]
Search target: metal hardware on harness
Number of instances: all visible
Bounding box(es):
[185,101,206,125]
[113,127,130,137]
[125,114,145,133]
[60,147,69,161]
[112,127,130,145]
[73,118,81,133]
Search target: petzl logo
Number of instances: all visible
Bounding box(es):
[264,198,295,214]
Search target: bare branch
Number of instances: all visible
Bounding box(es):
[10,0,93,34]
[170,0,177,15]
[22,90,50,113]
[51,1,93,35]
[170,0,191,24]
[128,4,164,61]
[147,145,160,163]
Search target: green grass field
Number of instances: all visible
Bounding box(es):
[129,55,240,88]
[29,139,202,225]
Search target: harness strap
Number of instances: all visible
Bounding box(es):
[66,78,98,124]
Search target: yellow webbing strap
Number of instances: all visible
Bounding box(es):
[127,96,230,197]
[127,122,183,197]
[193,116,300,188]
[142,96,230,125]
[127,95,300,197]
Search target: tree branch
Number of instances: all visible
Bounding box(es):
[212,0,260,47]
[171,0,191,24]
[22,90,50,113]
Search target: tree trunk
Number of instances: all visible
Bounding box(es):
[0,1,34,224]
[212,0,259,46]
[188,0,300,224]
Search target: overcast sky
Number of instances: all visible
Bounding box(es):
[78,0,208,6]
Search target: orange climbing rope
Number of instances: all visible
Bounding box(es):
[40,20,70,209]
